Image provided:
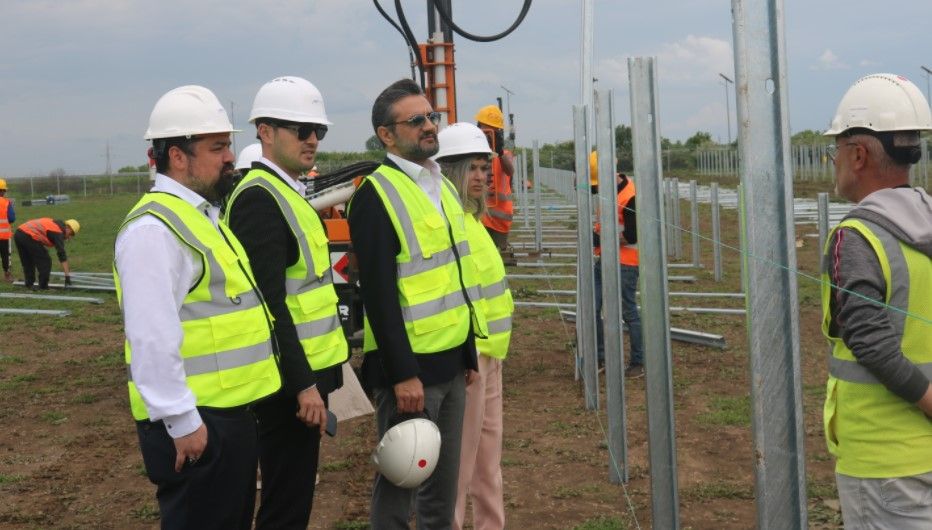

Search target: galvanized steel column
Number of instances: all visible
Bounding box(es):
[672,177,682,259]
[712,183,723,281]
[533,141,543,252]
[690,180,701,267]
[574,106,599,410]
[595,89,628,484]
[732,0,808,526]
[817,192,829,257]
[521,153,530,227]
[628,57,680,528]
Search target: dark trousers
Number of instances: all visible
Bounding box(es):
[136,407,258,530]
[13,231,50,288]
[0,238,10,272]
[254,390,323,530]
[485,226,509,250]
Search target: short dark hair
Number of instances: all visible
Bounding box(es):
[152,137,198,173]
[371,79,424,142]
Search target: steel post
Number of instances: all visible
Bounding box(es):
[672,177,682,259]
[690,180,701,267]
[712,182,723,281]
[595,89,628,485]
[533,141,543,252]
[732,0,808,526]
[628,56,679,529]
[817,192,829,257]
[574,106,599,410]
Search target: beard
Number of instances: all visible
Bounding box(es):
[210,164,240,203]
[399,132,439,161]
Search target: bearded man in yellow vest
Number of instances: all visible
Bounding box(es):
[821,73,932,529]
[226,76,349,529]
[348,79,482,529]
[115,85,281,529]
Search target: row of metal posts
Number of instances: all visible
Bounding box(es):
[697,139,931,186]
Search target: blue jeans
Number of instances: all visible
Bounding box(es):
[594,258,644,367]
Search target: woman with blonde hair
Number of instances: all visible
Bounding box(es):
[434,122,513,530]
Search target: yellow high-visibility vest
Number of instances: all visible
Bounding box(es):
[465,214,512,359]
[353,165,486,353]
[822,218,932,478]
[227,169,348,371]
[115,193,281,421]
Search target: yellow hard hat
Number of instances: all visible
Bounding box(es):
[475,105,504,129]
[589,151,599,186]
[0,178,7,191]
[64,219,80,235]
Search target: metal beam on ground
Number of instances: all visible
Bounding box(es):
[0,292,104,304]
[629,56,680,529]
[732,0,808,526]
[0,307,71,317]
[13,282,115,292]
[560,311,727,349]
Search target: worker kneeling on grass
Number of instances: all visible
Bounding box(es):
[13,217,78,290]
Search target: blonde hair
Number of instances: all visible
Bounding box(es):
[438,155,489,219]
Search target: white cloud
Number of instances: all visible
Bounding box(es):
[811,49,848,71]
[859,59,881,68]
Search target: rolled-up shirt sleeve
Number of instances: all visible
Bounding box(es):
[115,221,202,438]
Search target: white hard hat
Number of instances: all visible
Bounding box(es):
[249,76,332,125]
[433,122,493,161]
[825,73,932,136]
[145,85,239,140]
[372,417,441,489]
[236,143,263,171]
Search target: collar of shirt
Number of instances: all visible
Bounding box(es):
[152,173,220,226]
[386,152,444,212]
[258,157,307,196]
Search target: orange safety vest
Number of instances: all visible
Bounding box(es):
[0,197,11,240]
[594,180,639,266]
[481,150,514,234]
[18,218,61,247]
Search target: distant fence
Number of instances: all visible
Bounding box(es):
[4,173,153,199]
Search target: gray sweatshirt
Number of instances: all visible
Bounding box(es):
[826,186,932,403]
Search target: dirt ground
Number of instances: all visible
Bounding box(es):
[0,198,842,529]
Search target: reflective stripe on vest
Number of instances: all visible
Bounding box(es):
[356,166,481,354]
[19,218,59,247]
[227,169,347,371]
[0,197,11,239]
[821,216,932,478]
[466,215,513,359]
[117,193,280,421]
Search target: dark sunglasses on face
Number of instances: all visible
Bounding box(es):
[387,112,441,128]
[274,122,328,141]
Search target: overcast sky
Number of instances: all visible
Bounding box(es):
[1,0,930,177]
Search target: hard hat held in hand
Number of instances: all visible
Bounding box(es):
[236,143,262,172]
[433,122,493,161]
[145,85,238,140]
[249,76,332,125]
[475,105,504,130]
[372,415,441,489]
[825,73,932,136]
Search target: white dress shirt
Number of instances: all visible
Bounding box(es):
[115,174,221,438]
[387,152,445,214]
[258,156,307,196]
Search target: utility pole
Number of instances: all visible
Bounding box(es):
[105,140,112,175]
[501,84,516,144]
[922,66,932,109]
[719,73,734,145]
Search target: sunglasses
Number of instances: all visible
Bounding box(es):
[387,112,441,128]
[273,122,328,141]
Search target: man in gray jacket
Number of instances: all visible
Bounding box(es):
[821,73,932,529]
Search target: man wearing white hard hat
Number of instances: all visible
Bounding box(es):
[821,73,932,528]
[226,76,348,529]
[115,85,281,529]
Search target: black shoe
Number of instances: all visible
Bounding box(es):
[624,364,644,379]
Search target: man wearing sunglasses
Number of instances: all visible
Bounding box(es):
[348,78,483,529]
[821,73,932,529]
[225,76,348,529]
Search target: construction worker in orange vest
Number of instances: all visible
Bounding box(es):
[476,105,515,250]
[0,178,15,282]
[13,218,79,290]
[592,163,643,378]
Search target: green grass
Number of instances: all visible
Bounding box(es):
[697,395,751,427]
[130,503,160,521]
[333,521,370,530]
[0,474,23,485]
[682,481,754,501]
[40,411,67,425]
[573,516,627,530]
[320,459,353,472]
